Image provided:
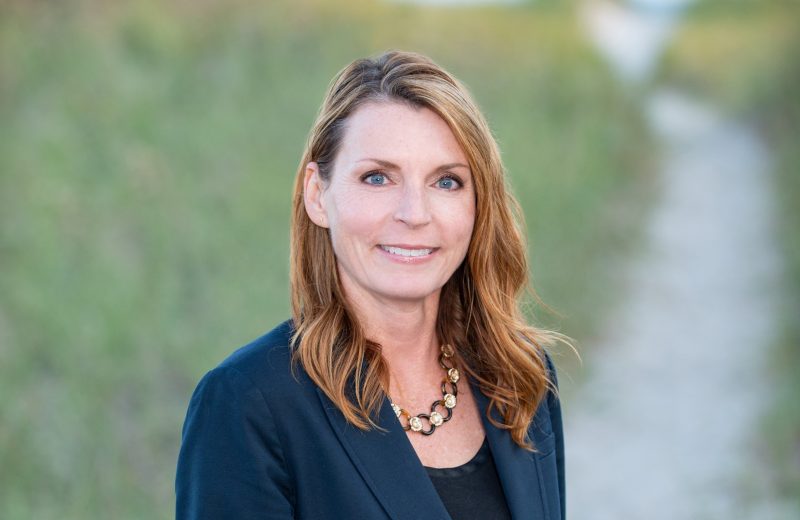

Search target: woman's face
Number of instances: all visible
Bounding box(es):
[304,101,475,306]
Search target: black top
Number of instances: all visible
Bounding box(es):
[424,438,513,520]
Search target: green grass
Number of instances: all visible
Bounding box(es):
[0,1,649,517]
[661,0,800,507]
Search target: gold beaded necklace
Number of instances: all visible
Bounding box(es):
[388,343,461,435]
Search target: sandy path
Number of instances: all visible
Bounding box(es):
[562,86,790,518]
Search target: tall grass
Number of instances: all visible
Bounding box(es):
[0,1,648,517]
[662,0,800,506]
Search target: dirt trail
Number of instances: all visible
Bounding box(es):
[564,88,791,519]
[566,2,792,518]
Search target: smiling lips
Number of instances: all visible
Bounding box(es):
[379,245,436,258]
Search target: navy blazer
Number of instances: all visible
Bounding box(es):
[176,320,565,519]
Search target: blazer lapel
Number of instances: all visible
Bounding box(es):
[317,388,452,520]
[474,389,548,520]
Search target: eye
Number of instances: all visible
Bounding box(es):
[435,175,462,190]
[362,171,388,186]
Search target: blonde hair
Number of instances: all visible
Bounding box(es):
[290,50,564,448]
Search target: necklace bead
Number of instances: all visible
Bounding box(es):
[448,368,460,383]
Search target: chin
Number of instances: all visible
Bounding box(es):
[376,282,444,303]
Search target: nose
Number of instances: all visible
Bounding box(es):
[393,182,432,228]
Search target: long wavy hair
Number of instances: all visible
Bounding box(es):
[290,50,564,449]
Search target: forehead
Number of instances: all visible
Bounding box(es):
[334,101,469,167]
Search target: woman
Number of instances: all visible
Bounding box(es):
[176,50,566,520]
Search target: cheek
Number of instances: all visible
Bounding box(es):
[326,192,385,252]
[446,198,476,247]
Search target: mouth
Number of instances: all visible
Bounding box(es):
[378,245,437,258]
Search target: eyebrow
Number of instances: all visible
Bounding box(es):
[356,158,470,172]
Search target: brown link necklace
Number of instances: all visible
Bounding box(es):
[388,343,460,436]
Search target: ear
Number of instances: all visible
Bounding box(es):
[303,162,329,228]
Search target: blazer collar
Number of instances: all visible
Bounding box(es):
[473,389,547,520]
[318,384,547,520]
[317,387,451,519]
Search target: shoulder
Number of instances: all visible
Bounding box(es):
[177,321,299,516]
[529,349,562,441]
[178,318,314,472]
[190,319,311,414]
[217,318,296,383]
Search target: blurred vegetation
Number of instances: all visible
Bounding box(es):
[661,0,800,506]
[0,0,651,517]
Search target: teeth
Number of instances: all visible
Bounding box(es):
[380,245,433,257]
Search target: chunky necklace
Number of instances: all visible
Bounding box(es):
[389,343,460,435]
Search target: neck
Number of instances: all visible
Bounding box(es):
[342,284,442,386]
